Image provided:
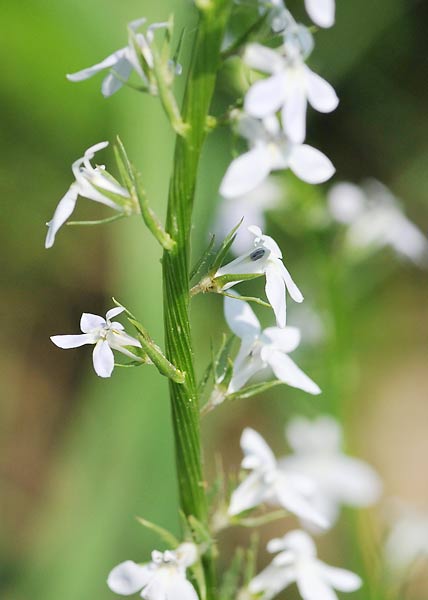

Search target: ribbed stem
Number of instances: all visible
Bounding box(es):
[162,3,231,598]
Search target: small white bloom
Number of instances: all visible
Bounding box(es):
[229,428,327,528]
[250,529,362,600]
[384,505,428,574]
[328,180,428,265]
[244,39,338,144]
[45,142,133,248]
[224,294,320,395]
[304,0,336,28]
[67,18,169,97]
[216,226,303,328]
[51,307,141,378]
[280,416,382,527]
[107,543,198,600]
[220,115,335,199]
[214,178,282,256]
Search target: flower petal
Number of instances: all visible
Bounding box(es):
[107,560,151,595]
[67,48,127,82]
[220,146,272,199]
[304,0,335,28]
[45,184,79,248]
[244,43,284,74]
[228,471,268,515]
[305,67,339,113]
[319,563,362,592]
[224,294,261,339]
[288,144,335,184]
[50,333,94,349]
[277,260,304,303]
[241,428,277,470]
[282,82,307,144]
[92,339,115,377]
[264,349,321,395]
[101,56,133,97]
[275,481,328,528]
[245,74,286,118]
[296,566,338,600]
[265,263,286,328]
[106,306,126,321]
[228,347,264,393]
[263,326,301,353]
[80,313,106,333]
[165,575,199,600]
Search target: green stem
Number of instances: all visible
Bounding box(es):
[162,3,231,599]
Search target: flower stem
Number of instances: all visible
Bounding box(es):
[162,3,231,598]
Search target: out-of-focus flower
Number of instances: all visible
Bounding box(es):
[107,543,198,600]
[280,416,382,527]
[229,428,327,528]
[219,115,335,199]
[304,0,336,28]
[328,180,428,266]
[45,142,136,248]
[249,529,362,600]
[384,505,428,574]
[244,40,338,143]
[214,178,283,255]
[67,18,169,97]
[224,294,320,394]
[51,307,141,378]
[216,226,303,328]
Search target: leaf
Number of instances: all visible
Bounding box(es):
[218,548,245,600]
[136,517,179,548]
[210,219,243,271]
[214,334,235,384]
[66,214,126,227]
[228,380,283,400]
[190,234,216,281]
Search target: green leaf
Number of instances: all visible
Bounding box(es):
[66,214,126,227]
[228,380,283,400]
[212,271,263,289]
[136,517,179,548]
[190,234,216,281]
[214,334,234,384]
[218,548,244,600]
[210,219,243,272]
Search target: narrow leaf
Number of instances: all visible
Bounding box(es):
[190,234,216,281]
[228,380,283,400]
[210,219,243,271]
[136,517,179,547]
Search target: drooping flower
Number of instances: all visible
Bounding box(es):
[229,428,327,528]
[67,18,169,97]
[304,0,336,28]
[45,142,136,248]
[384,504,428,574]
[107,543,198,600]
[215,226,304,328]
[249,529,362,600]
[244,37,338,144]
[328,180,428,266]
[280,416,382,527]
[224,294,320,394]
[219,114,335,199]
[51,307,141,378]
[214,178,282,255]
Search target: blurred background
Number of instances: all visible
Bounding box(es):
[1,0,427,599]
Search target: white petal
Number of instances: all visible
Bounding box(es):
[277,260,304,303]
[228,471,268,515]
[250,563,296,597]
[327,182,366,224]
[275,481,328,528]
[67,48,126,82]
[80,313,106,333]
[282,83,307,144]
[220,146,272,199]
[101,56,133,97]
[271,530,317,557]
[241,428,277,469]
[263,326,301,353]
[224,294,261,339]
[92,340,115,377]
[110,331,142,350]
[288,144,335,184]
[45,184,79,248]
[265,263,286,328]
[325,456,382,506]
[106,306,126,321]
[304,0,335,28]
[285,415,342,453]
[296,566,338,600]
[165,575,199,600]
[243,43,284,74]
[50,333,94,349]
[319,563,362,592]
[265,349,321,395]
[107,561,151,595]
[228,349,264,393]
[305,67,339,113]
[245,74,286,118]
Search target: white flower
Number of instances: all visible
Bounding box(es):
[249,529,362,600]
[67,18,168,97]
[214,178,282,256]
[107,543,198,600]
[45,142,134,248]
[51,307,141,378]
[384,505,428,574]
[219,115,335,199]
[244,40,338,144]
[280,416,382,527]
[304,0,336,28]
[216,225,304,328]
[328,180,428,265]
[224,294,320,395]
[229,428,327,528]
